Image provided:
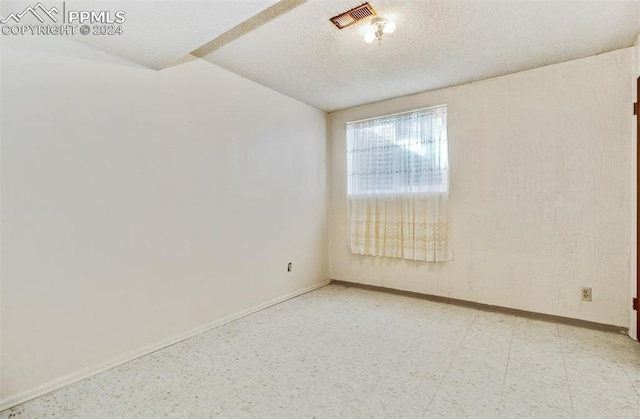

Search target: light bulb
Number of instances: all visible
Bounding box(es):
[382,21,396,34]
[364,32,376,43]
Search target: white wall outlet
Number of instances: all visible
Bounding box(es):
[581,287,592,302]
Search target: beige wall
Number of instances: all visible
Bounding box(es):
[329,48,633,328]
[0,34,328,403]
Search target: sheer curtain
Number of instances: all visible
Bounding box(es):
[346,106,452,262]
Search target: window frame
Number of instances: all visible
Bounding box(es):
[346,105,449,197]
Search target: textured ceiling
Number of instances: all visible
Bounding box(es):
[0,0,278,70]
[2,1,639,110]
[196,0,640,111]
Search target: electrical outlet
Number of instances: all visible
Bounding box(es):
[287,262,292,272]
[581,287,592,302]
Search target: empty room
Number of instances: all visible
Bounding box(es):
[1,0,640,417]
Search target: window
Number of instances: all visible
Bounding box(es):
[347,105,448,196]
[346,105,452,262]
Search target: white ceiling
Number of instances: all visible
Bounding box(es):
[0,0,278,70]
[2,1,639,111]
[197,0,640,111]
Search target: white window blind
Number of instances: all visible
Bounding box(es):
[347,105,448,196]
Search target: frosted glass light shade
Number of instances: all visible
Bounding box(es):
[382,21,396,34]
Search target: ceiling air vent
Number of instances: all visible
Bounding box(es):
[330,3,376,29]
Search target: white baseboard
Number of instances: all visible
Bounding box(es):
[0,280,331,412]
[629,316,638,341]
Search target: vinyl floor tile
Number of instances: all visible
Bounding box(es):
[2,284,639,418]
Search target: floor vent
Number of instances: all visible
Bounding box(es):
[330,3,376,29]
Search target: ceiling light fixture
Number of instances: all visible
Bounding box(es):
[364,17,396,44]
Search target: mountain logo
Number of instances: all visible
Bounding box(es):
[1,2,59,24]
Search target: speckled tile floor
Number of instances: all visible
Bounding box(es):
[2,284,640,419]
